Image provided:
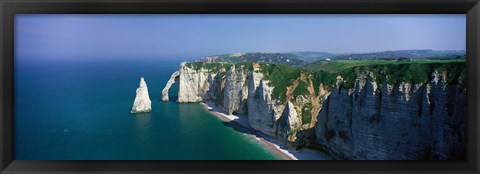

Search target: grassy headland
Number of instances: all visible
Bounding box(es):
[186,58,466,104]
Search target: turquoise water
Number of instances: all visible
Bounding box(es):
[14,59,281,160]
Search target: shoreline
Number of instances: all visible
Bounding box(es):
[200,101,331,160]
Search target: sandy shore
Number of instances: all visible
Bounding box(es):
[200,101,331,160]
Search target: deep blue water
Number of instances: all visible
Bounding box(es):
[14,59,280,160]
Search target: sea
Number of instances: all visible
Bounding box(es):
[14,58,281,160]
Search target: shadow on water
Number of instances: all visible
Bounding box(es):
[157,96,178,102]
[202,103,262,139]
[221,119,255,135]
[169,96,178,102]
[214,109,333,160]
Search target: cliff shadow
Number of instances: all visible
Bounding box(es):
[221,117,256,135]
[168,96,178,102]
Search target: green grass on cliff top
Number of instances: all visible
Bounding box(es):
[185,59,466,103]
[305,59,465,73]
[184,59,465,126]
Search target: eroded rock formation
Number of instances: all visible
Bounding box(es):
[314,71,466,160]
[131,77,152,113]
[162,71,179,102]
[163,62,466,160]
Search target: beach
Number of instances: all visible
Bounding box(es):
[200,101,332,160]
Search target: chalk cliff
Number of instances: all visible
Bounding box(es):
[131,77,152,113]
[162,71,179,102]
[247,73,278,137]
[162,62,466,160]
[315,71,466,160]
[277,101,301,143]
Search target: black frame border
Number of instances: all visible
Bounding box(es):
[1,0,479,173]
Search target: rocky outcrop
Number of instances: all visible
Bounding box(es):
[277,101,301,143]
[131,77,152,113]
[314,71,466,160]
[221,65,249,115]
[247,77,278,136]
[164,62,466,160]
[177,63,212,102]
[161,71,179,102]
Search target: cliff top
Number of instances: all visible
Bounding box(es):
[197,52,305,66]
[197,50,465,64]
[185,59,466,104]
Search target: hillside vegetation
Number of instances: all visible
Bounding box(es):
[177,50,467,160]
[197,52,305,66]
[186,58,466,104]
[196,50,465,66]
[305,59,465,72]
[330,50,465,60]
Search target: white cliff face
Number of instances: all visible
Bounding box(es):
[314,70,466,160]
[246,68,282,137]
[177,64,213,102]
[131,77,152,113]
[248,77,278,136]
[277,101,301,142]
[164,62,466,160]
[169,63,307,140]
[162,71,180,102]
[222,65,249,115]
[398,82,412,101]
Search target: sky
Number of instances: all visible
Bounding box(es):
[15,14,466,61]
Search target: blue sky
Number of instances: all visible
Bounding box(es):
[15,14,465,61]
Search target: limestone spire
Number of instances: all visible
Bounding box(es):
[131,77,152,113]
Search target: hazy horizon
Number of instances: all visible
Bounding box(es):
[15,14,466,62]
